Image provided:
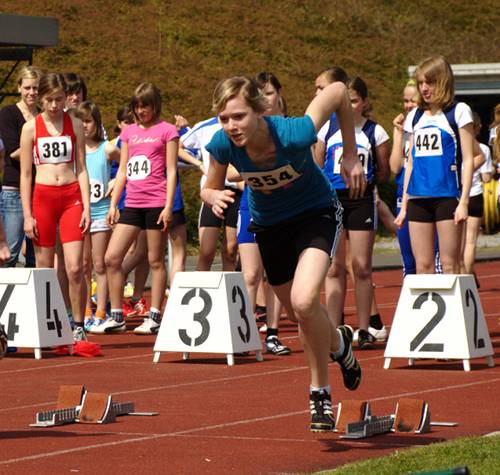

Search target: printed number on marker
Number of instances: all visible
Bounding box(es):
[465,289,485,349]
[127,155,151,181]
[0,285,19,340]
[232,285,250,343]
[410,291,445,352]
[178,288,212,346]
[414,127,443,157]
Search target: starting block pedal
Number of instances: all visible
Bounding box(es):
[392,398,430,434]
[77,392,115,424]
[335,400,371,433]
[56,384,86,409]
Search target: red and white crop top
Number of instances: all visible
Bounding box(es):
[33,112,76,165]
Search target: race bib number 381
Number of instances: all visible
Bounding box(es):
[38,136,73,164]
[240,164,301,192]
[127,155,151,181]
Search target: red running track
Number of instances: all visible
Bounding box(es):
[0,261,499,474]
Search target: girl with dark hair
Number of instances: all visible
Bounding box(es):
[103,83,178,335]
[315,76,390,349]
[19,72,91,341]
[75,101,119,332]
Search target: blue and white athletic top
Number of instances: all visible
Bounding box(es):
[181,117,237,190]
[404,102,473,198]
[318,115,389,190]
[207,115,336,227]
[394,131,412,199]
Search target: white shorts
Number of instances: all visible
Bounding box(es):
[90,218,112,234]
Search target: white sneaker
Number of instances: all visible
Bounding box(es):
[72,326,87,341]
[259,323,268,334]
[133,317,160,335]
[353,325,388,342]
[88,318,107,334]
[91,317,126,334]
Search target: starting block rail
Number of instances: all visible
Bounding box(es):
[341,415,394,439]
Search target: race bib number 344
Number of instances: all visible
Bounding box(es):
[127,155,151,181]
[38,136,73,164]
[240,164,301,191]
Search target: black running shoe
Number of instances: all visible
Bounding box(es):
[330,325,362,391]
[265,336,291,355]
[310,390,335,432]
[0,324,7,359]
[358,328,376,350]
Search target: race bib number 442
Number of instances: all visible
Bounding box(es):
[240,164,301,192]
[38,136,73,164]
[127,155,151,181]
[414,127,443,157]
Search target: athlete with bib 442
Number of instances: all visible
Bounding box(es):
[395,56,475,274]
[202,76,364,432]
[19,73,91,341]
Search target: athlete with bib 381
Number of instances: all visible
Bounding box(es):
[19,73,91,341]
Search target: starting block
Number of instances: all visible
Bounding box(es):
[384,275,494,371]
[0,268,74,359]
[30,385,155,428]
[392,398,430,434]
[335,400,371,433]
[337,398,456,439]
[153,272,263,365]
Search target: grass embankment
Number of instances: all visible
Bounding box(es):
[321,434,500,475]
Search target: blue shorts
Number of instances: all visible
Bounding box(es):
[237,206,255,244]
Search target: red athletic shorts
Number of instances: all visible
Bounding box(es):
[32,181,84,247]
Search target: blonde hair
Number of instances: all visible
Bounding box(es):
[494,126,500,163]
[16,65,43,86]
[415,55,455,110]
[490,103,500,128]
[212,76,269,115]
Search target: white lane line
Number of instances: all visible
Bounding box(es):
[0,353,153,375]
[1,376,500,466]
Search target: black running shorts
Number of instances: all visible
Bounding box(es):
[250,205,343,286]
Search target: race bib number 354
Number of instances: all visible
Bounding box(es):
[127,155,151,181]
[38,136,73,164]
[240,164,301,192]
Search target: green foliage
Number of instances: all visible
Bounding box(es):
[1,0,499,248]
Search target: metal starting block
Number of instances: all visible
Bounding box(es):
[30,385,155,428]
[335,398,456,439]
